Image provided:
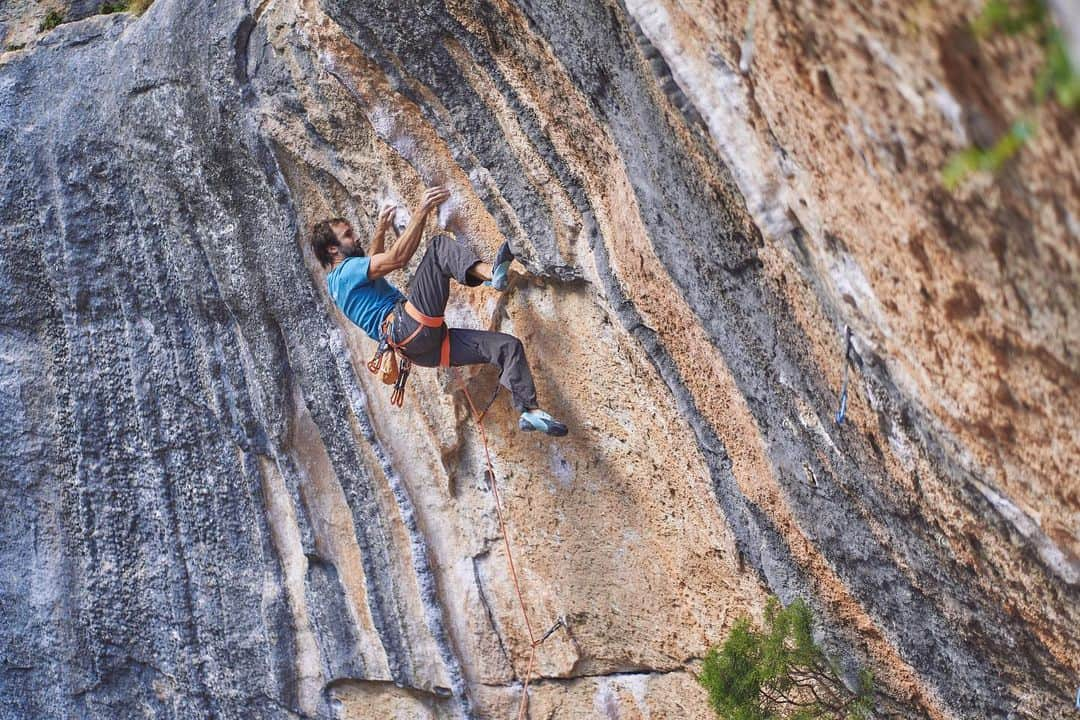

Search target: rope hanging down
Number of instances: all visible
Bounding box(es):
[459,375,564,720]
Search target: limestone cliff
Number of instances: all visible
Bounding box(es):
[1,1,1076,718]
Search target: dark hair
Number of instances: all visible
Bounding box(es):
[310,218,345,269]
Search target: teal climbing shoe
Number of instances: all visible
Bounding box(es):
[487,240,515,291]
[518,409,568,437]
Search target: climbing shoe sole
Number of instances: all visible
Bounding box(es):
[518,415,568,437]
[490,241,515,291]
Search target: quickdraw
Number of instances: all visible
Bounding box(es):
[390,356,411,407]
[835,325,861,425]
[836,325,852,424]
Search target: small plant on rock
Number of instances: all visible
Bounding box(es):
[943,0,1079,189]
[127,0,154,14]
[40,10,66,32]
[698,597,874,720]
[99,0,153,15]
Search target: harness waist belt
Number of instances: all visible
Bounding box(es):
[404,301,444,328]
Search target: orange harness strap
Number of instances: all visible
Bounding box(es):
[400,301,451,368]
[403,301,443,328]
[388,304,451,369]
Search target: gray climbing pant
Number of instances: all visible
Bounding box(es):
[389,233,539,413]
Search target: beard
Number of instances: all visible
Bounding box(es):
[341,243,366,258]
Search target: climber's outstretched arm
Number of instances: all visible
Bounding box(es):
[368,186,449,280]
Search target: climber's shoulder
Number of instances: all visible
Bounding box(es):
[329,256,372,286]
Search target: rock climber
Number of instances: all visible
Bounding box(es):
[311,185,568,437]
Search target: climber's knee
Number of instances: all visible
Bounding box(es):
[482,332,521,367]
[502,334,525,359]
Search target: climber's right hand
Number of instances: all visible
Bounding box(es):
[420,185,450,211]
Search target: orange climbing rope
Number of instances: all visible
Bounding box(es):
[459,378,561,720]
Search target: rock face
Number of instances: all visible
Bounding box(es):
[0,1,1076,718]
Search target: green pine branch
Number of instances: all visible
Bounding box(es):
[698,597,874,720]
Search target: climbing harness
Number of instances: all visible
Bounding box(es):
[460,377,566,720]
[835,325,853,425]
[367,301,452,406]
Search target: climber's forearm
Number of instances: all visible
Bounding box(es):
[384,203,434,268]
[368,227,387,256]
[369,204,398,260]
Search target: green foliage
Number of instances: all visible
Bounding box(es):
[1036,27,1080,107]
[975,0,1080,108]
[972,0,1046,36]
[127,0,155,14]
[944,0,1079,189]
[99,0,154,15]
[39,10,66,31]
[698,598,874,720]
[4,42,27,52]
[942,119,1034,190]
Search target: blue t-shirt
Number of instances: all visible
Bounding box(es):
[326,256,405,340]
